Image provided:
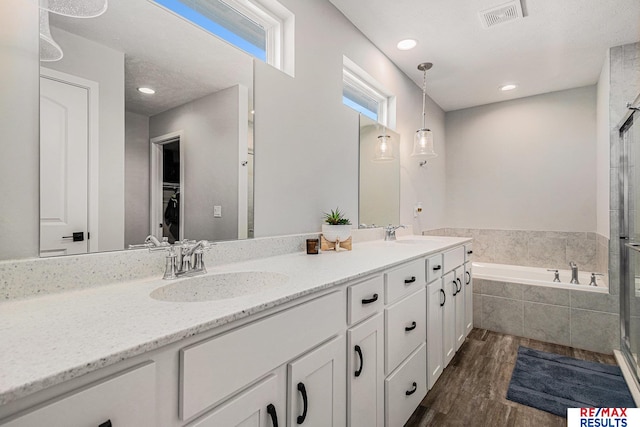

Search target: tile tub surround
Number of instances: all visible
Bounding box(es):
[0,234,469,405]
[424,228,609,275]
[473,278,620,354]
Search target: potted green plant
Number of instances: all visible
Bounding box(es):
[322,207,352,243]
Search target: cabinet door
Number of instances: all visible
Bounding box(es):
[464,262,473,335]
[287,335,346,427]
[454,266,466,351]
[442,271,456,366]
[1,362,155,427]
[189,368,285,427]
[347,313,384,427]
[427,281,444,389]
[385,288,427,374]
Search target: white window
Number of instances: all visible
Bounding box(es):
[343,56,396,127]
[153,0,294,76]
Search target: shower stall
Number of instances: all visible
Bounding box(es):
[619,94,640,396]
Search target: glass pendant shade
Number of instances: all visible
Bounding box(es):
[39,9,63,62]
[373,135,394,161]
[411,128,437,158]
[39,0,108,18]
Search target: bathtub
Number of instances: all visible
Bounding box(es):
[472,262,608,293]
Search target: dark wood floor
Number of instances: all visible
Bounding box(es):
[405,328,618,427]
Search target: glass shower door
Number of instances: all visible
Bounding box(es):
[621,103,640,389]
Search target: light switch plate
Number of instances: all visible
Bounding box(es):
[213,205,222,217]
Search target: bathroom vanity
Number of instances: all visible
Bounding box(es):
[0,235,472,426]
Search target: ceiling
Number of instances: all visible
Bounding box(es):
[329,0,640,111]
[49,0,253,117]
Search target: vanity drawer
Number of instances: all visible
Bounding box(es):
[348,275,384,325]
[180,290,344,421]
[385,343,427,427]
[443,246,465,273]
[385,288,426,374]
[384,259,425,304]
[426,253,443,284]
[1,362,156,427]
[465,243,474,262]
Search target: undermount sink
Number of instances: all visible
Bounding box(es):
[150,271,290,302]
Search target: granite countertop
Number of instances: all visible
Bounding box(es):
[0,236,470,405]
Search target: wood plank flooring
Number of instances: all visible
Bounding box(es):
[404,328,618,427]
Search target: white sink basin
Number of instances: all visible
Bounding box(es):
[150,271,290,302]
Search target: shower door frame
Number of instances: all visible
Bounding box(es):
[619,94,640,391]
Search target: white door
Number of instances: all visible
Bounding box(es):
[40,76,89,257]
[287,335,346,427]
[347,313,384,427]
[454,265,466,350]
[427,281,444,389]
[188,369,286,427]
[464,262,474,335]
[443,271,456,366]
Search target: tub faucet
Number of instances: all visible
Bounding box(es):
[547,269,561,282]
[569,261,579,284]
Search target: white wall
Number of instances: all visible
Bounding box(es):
[125,112,150,246]
[0,0,39,260]
[596,50,611,238]
[254,0,445,237]
[44,28,125,252]
[149,86,246,241]
[445,86,597,232]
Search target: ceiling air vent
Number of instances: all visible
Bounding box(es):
[478,1,524,29]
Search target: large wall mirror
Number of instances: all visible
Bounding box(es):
[38,0,254,257]
[359,115,400,228]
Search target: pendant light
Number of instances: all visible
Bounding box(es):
[39,8,63,62]
[411,62,437,164]
[39,0,108,18]
[373,127,394,162]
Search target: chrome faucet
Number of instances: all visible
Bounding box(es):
[384,225,407,241]
[153,239,210,279]
[569,261,579,284]
[547,269,561,282]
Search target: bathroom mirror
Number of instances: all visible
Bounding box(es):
[358,115,400,228]
[38,0,254,256]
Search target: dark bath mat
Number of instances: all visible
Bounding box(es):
[506,346,635,417]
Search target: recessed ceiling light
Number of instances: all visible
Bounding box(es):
[137,87,156,95]
[397,39,417,50]
[499,84,517,91]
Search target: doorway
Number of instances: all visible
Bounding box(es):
[150,131,184,243]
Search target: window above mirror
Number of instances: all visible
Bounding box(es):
[153,0,294,75]
[343,56,395,127]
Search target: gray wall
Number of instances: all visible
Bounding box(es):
[445,86,598,233]
[125,111,150,246]
[44,28,125,252]
[149,86,246,241]
[0,0,39,259]
[253,0,445,237]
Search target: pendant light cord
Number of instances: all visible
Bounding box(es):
[421,68,427,130]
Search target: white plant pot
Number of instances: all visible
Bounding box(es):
[322,224,352,243]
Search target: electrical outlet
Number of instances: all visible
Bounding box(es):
[214,205,222,217]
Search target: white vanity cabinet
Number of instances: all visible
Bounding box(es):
[454,265,466,350]
[288,335,346,427]
[442,270,457,366]
[347,313,384,427]
[426,253,444,390]
[1,362,156,427]
[464,244,474,334]
[187,368,286,427]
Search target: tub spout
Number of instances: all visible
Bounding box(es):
[569,261,579,284]
[547,269,561,282]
